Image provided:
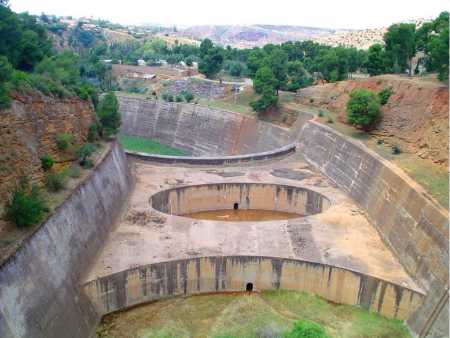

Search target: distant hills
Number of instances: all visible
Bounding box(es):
[173,19,430,49]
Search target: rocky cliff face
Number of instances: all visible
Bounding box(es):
[298,75,449,166]
[0,91,94,200]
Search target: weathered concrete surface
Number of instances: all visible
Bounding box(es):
[298,121,449,338]
[0,142,131,338]
[84,157,424,320]
[85,256,423,320]
[118,96,303,156]
[125,142,296,164]
[151,182,330,216]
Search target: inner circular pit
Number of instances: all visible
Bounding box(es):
[150,183,331,221]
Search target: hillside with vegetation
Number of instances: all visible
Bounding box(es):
[0,2,124,263]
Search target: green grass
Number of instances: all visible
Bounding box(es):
[97,291,411,338]
[371,142,449,208]
[118,135,186,156]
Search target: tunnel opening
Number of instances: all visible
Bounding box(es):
[151,183,331,221]
[246,282,253,292]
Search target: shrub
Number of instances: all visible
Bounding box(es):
[45,170,68,192]
[76,143,95,167]
[97,92,121,137]
[309,98,314,103]
[326,116,334,124]
[5,182,48,227]
[0,56,13,109]
[346,88,381,130]
[175,95,183,102]
[377,139,384,145]
[166,94,174,102]
[318,110,324,117]
[181,90,194,103]
[391,144,402,154]
[284,320,330,338]
[40,154,54,171]
[87,123,98,142]
[250,87,278,112]
[56,133,74,152]
[81,158,94,169]
[378,87,393,105]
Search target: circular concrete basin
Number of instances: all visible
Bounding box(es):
[150,183,330,221]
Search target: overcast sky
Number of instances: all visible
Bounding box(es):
[10,0,449,29]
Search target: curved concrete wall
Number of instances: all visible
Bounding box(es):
[298,121,449,338]
[151,183,330,216]
[83,256,423,321]
[0,142,131,338]
[118,95,304,156]
[125,142,296,164]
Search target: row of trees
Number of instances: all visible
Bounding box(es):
[366,12,448,80]
[0,3,113,108]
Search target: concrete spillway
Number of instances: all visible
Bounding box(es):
[118,96,309,157]
[0,103,447,338]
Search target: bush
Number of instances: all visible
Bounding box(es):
[378,87,392,105]
[45,170,68,192]
[40,154,54,171]
[80,159,93,169]
[181,90,194,103]
[97,92,121,137]
[0,56,13,109]
[346,88,381,130]
[175,95,183,102]
[76,143,95,167]
[318,110,324,117]
[284,320,330,338]
[87,123,99,142]
[391,144,402,154]
[5,182,48,227]
[250,87,278,112]
[56,133,74,152]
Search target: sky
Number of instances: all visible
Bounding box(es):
[10,0,449,29]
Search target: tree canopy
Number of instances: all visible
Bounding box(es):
[346,88,381,130]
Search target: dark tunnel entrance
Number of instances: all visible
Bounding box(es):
[246,282,253,292]
[233,203,239,210]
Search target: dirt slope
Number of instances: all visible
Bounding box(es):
[0,91,94,200]
[298,75,449,166]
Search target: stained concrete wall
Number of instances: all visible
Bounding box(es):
[126,142,296,164]
[83,256,424,320]
[0,142,131,338]
[151,183,330,216]
[297,121,449,338]
[118,96,303,156]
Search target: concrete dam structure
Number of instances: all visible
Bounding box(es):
[118,95,308,161]
[0,97,448,338]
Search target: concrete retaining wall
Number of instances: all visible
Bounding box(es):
[118,96,302,156]
[297,121,449,338]
[83,256,423,320]
[125,142,296,165]
[151,183,330,216]
[0,142,131,338]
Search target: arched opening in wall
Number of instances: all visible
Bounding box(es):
[233,203,239,210]
[246,282,253,292]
